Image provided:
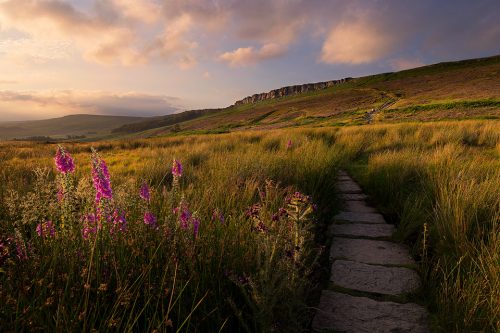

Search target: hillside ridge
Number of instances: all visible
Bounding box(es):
[234,77,353,105]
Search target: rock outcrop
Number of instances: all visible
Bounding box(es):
[234,77,353,105]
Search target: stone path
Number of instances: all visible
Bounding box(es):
[312,171,429,332]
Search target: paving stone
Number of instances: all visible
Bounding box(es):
[330,223,395,238]
[312,291,429,332]
[343,200,377,213]
[337,175,352,181]
[330,237,415,265]
[336,181,363,194]
[338,170,349,177]
[340,193,368,200]
[331,260,421,295]
[334,211,386,224]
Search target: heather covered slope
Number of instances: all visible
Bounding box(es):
[120,55,500,137]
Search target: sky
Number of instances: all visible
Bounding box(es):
[0,0,499,121]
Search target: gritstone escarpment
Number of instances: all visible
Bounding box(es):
[234,77,353,105]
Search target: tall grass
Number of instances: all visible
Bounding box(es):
[334,121,499,331]
[1,120,498,331]
[0,130,340,332]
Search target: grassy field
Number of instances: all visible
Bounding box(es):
[0,130,341,332]
[1,119,498,331]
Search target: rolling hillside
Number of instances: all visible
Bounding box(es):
[118,54,500,138]
[0,114,146,140]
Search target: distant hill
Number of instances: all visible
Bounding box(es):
[126,54,499,137]
[0,114,147,140]
[111,109,220,134]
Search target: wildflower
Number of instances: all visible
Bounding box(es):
[172,159,183,178]
[272,207,288,221]
[54,145,75,174]
[192,217,200,238]
[254,221,268,233]
[212,209,225,224]
[286,139,292,149]
[245,204,261,219]
[139,182,151,202]
[110,210,127,234]
[91,149,113,203]
[144,211,158,229]
[36,220,56,238]
[179,207,191,230]
[82,214,98,240]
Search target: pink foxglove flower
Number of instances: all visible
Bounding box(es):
[91,150,113,204]
[172,159,183,178]
[54,145,75,174]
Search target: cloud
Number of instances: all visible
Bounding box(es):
[389,58,426,71]
[0,79,18,85]
[219,43,287,67]
[0,0,499,71]
[320,18,399,65]
[0,90,183,121]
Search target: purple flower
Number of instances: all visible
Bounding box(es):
[36,220,56,238]
[179,208,191,230]
[172,159,183,178]
[82,214,98,240]
[212,209,225,224]
[286,139,292,150]
[246,204,261,219]
[91,150,113,204]
[139,182,150,202]
[54,145,75,174]
[144,211,158,229]
[111,210,127,234]
[192,217,200,238]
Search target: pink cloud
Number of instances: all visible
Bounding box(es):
[219,43,287,67]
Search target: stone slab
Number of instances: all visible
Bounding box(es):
[312,291,428,332]
[337,175,352,181]
[343,200,377,213]
[330,223,395,238]
[336,181,363,194]
[331,260,421,295]
[341,193,368,201]
[338,170,349,177]
[334,211,386,224]
[330,237,415,265]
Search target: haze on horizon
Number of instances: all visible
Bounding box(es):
[0,0,499,122]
